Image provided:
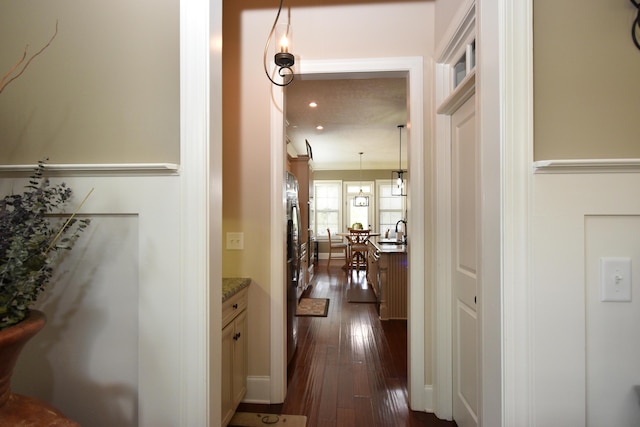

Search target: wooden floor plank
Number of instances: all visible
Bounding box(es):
[336,407,355,427]
[238,266,457,427]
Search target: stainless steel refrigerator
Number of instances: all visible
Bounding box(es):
[286,172,301,364]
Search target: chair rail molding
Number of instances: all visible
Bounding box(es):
[0,163,180,177]
[534,159,640,174]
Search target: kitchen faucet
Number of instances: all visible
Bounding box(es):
[395,219,407,242]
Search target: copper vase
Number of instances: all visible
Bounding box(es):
[0,310,79,426]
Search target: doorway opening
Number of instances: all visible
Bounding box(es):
[270,57,427,410]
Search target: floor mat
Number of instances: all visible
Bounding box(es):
[295,298,329,317]
[229,412,307,427]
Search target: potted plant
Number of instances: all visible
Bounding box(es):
[0,23,89,425]
[0,160,91,329]
[0,161,91,425]
[0,22,91,330]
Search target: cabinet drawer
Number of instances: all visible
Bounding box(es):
[222,287,248,327]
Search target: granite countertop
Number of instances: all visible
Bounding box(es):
[370,240,407,254]
[222,277,251,302]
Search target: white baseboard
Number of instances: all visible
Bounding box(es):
[424,384,434,412]
[243,376,272,404]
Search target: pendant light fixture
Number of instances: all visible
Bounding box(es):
[263,0,295,87]
[354,152,369,207]
[391,124,407,196]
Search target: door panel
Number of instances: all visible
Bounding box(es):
[452,94,478,427]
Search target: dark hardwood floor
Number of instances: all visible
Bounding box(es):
[238,265,457,427]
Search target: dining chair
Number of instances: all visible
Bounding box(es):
[327,228,348,270]
[348,228,370,273]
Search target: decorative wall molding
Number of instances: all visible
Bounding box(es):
[533,159,640,174]
[1,174,182,426]
[531,172,640,425]
[437,70,475,115]
[0,163,180,177]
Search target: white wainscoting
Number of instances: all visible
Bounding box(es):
[2,167,183,427]
[532,162,640,426]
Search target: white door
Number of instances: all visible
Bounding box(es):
[451,94,478,427]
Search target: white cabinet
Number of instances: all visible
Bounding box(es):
[221,287,248,427]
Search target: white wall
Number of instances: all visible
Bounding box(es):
[2,169,183,427]
[15,214,139,426]
[585,215,640,426]
[533,165,640,426]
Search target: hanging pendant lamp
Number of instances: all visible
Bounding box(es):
[391,124,407,196]
[354,152,369,207]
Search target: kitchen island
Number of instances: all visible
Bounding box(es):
[367,240,407,320]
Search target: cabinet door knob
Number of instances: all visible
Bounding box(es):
[233,303,238,309]
[233,332,241,341]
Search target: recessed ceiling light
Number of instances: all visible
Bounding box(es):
[316,125,324,131]
[309,101,318,108]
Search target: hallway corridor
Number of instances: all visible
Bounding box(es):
[238,266,456,427]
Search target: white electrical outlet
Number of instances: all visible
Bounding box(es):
[226,232,244,250]
[600,257,632,302]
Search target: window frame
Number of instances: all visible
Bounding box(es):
[376,179,406,237]
[343,180,375,230]
[313,180,343,241]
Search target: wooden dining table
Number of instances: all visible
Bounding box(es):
[336,231,381,244]
[337,231,381,270]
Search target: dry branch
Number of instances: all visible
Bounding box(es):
[0,21,58,95]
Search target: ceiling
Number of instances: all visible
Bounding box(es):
[285,75,408,171]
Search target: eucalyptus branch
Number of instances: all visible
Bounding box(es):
[0,160,91,329]
[0,20,58,95]
[45,187,94,254]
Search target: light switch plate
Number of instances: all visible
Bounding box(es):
[226,232,244,250]
[600,257,632,302]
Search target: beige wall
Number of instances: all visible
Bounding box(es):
[434,0,468,48]
[534,1,640,160]
[223,0,434,382]
[313,169,390,181]
[0,0,179,164]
